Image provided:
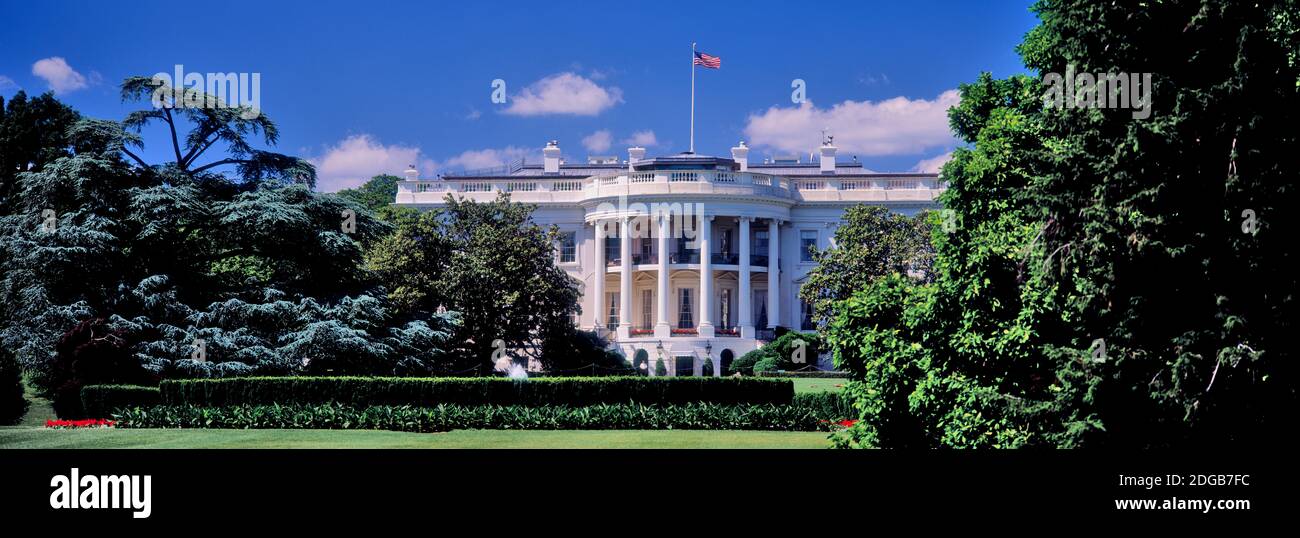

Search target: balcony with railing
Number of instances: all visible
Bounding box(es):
[395,170,945,205]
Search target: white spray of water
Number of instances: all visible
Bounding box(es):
[495,356,529,380]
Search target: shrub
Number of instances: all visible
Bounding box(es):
[49,318,155,418]
[729,349,765,376]
[729,332,825,375]
[114,401,837,432]
[80,385,161,418]
[753,357,780,374]
[540,329,632,375]
[160,376,795,408]
[756,371,848,378]
[0,348,28,425]
[793,392,853,421]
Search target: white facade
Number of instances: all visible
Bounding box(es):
[394,140,945,376]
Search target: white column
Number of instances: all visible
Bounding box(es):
[698,215,714,337]
[592,221,605,333]
[618,216,632,339]
[655,213,671,338]
[739,217,754,339]
[767,219,780,329]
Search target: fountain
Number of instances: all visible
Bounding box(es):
[494,355,529,380]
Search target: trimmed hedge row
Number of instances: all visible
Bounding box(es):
[160,376,794,407]
[80,385,161,418]
[792,392,853,421]
[113,402,834,432]
[756,371,849,379]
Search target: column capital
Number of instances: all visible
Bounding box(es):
[737,216,755,222]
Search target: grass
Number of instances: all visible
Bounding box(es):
[0,428,830,449]
[18,373,56,426]
[792,377,847,394]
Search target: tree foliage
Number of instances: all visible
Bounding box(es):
[827,0,1300,448]
[799,205,932,329]
[0,80,462,414]
[367,192,585,373]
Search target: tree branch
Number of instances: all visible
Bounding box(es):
[162,107,184,166]
[181,132,221,169]
[121,148,150,169]
[190,158,246,174]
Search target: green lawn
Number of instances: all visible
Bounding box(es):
[792,377,847,394]
[0,427,829,449]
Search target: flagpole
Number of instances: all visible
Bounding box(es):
[690,42,696,154]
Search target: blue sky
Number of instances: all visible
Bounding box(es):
[1,0,1039,191]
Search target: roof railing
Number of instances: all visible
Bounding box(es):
[441,157,526,178]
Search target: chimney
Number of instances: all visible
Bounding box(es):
[404,164,419,182]
[731,141,749,172]
[627,146,646,171]
[543,140,561,174]
[819,133,837,174]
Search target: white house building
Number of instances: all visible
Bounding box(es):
[393,139,945,376]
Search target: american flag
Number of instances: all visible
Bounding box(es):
[693,51,721,69]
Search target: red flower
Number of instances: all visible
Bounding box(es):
[45,418,114,429]
[837,419,857,428]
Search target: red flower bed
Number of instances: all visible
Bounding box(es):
[820,419,858,428]
[45,419,115,429]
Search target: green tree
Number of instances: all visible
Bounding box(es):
[118,77,314,186]
[368,191,583,372]
[365,208,449,317]
[437,193,581,371]
[0,91,80,209]
[0,82,423,401]
[799,205,932,330]
[830,0,1300,449]
[1018,0,1299,446]
[337,174,402,217]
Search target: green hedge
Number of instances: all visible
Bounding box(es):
[114,402,834,432]
[793,392,853,421]
[80,385,161,418]
[160,376,794,408]
[757,371,848,379]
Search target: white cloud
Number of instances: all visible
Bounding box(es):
[441,146,534,171]
[503,72,623,116]
[912,151,953,174]
[0,75,15,91]
[309,134,434,192]
[621,130,658,147]
[465,108,482,120]
[582,130,613,153]
[31,57,89,94]
[743,90,960,156]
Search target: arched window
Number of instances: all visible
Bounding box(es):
[720,349,735,375]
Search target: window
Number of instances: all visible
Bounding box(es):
[754,291,768,328]
[677,288,694,329]
[801,299,815,330]
[800,230,818,262]
[753,230,769,256]
[558,231,576,263]
[605,234,620,264]
[719,289,732,328]
[641,289,653,329]
[606,292,619,329]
